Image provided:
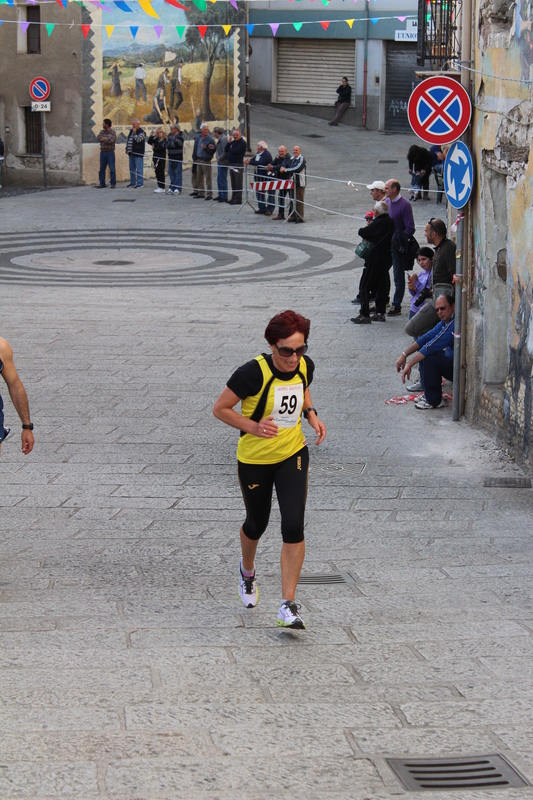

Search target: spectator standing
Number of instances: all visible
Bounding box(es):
[281,145,306,223]
[165,124,184,194]
[245,141,273,215]
[384,179,415,315]
[352,180,388,304]
[430,144,445,175]
[405,218,456,338]
[148,128,168,193]
[96,118,116,189]
[0,135,5,189]
[193,124,216,200]
[329,77,351,126]
[367,180,386,202]
[351,201,395,324]
[134,63,147,102]
[125,119,146,188]
[226,128,247,205]
[213,127,229,202]
[407,144,434,201]
[268,145,291,220]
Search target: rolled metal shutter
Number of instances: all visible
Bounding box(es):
[276,40,356,106]
[384,42,418,131]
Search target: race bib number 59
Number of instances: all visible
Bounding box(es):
[271,384,304,428]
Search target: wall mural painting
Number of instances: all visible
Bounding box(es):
[512,0,533,81]
[94,0,244,137]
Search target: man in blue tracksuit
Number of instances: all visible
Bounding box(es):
[396,293,455,409]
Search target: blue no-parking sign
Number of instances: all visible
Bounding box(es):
[444,141,474,209]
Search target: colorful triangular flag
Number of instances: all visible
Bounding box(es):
[154,25,163,37]
[105,24,114,37]
[130,25,139,38]
[190,0,206,9]
[370,17,378,24]
[269,22,279,35]
[81,23,91,37]
[222,24,232,35]
[138,0,159,17]
[397,15,407,21]
[345,18,354,27]
[114,0,133,11]
[176,25,185,38]
[245,23,254,35]
[293,21,303,30]
[20,21,30,32]
[320,20,330,29]
[45,22,55,35]
[198,24,207,38]
[165,0,189,8]
[228,0,238,7]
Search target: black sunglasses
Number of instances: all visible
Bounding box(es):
[274,343,308,358]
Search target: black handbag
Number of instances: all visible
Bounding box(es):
[355,230,389,260]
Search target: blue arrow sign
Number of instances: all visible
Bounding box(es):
[444,141,473,209]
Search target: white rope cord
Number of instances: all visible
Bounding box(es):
[452,60,533,86]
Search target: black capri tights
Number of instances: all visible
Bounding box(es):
[238,447,309,544]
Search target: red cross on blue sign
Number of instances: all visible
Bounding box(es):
[407,76,471,145]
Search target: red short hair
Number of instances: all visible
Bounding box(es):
[264,310,310,344]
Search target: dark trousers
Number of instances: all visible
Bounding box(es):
[330,101,350,125]
[171,87,183,109]
[360,260,390,316]
[154,158,166,189]
[419,353,453,406]
[99,150,116,186]
[230,167,243,203]
[269,188,287,216]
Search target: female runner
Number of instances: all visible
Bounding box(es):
[213,310,326,629]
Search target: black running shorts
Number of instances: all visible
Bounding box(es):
[237,446,309,544]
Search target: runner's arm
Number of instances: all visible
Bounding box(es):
[302,387,326,445]
[0,338,34,454]
[213,387,278,439]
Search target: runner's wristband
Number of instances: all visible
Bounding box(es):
[303,407,317,419]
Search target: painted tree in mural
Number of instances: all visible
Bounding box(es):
[184,2,244,120]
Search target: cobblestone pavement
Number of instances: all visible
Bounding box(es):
[1,106,533,799]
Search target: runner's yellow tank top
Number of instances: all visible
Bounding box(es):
[237,355,308,465]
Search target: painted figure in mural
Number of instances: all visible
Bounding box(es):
[171,60,185,110]
[108,62,122,97]
[143,88,170,125]
[134,63,147,103]
[329,77,352,126]
[157,68,170,91]
[0,336,34,457]
[513,0,533,80]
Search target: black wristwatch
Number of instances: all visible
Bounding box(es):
[22,423,34,430]
[303,407,317,419]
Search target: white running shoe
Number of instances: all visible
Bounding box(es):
[238,560,258,608]
[154,187,165,193]
[407,379,422,392]
[415,397,446,409]
[277,600,305,629]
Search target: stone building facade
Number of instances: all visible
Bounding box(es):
[466,0,533,464]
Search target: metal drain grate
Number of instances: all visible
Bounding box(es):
[112,198,137,202]
[484,477,531,488]
[386,755,529,792]
[303,134,325,138]
[310,463,366,477]
[93,260,135,266]
[378,159,399,163]
[297,573,356,586]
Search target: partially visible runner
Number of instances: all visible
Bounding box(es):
[213,310,326,629]
[0,336,34,456]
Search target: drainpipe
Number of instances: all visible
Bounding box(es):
[452,0,472,421]
[245,0,251,147]
[362,14,369,128]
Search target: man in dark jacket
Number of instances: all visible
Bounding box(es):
[225,128,247,205]
[267,145,291,219]
[125,119,146,188]
[148,128,168,193]
[407,144,434,200]
[192,124,216,200]
[280,146,306,222]
[351,201,395,323]
[165,124,184,194]
[245,141,273,215]
[329,77,352,126]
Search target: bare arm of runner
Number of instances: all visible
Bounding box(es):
[213,387,279,439]
[302,386,326,445]
[0,337,34,454]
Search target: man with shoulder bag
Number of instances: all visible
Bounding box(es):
[351,201,395,324]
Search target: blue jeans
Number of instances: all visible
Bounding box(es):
[168,159,182,192]
[135,78,147,102]
[391,246,405,309]
[420,353,453,406]
[99,150,116,187]
[256,190,267,212]
[217,164,228,199]
[129,154,143,187]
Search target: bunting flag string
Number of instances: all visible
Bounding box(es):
[197,23,207,37]
[81,22,91,35]
[105,23,114,35]
[129,23,138,36]
[45,21,55,33]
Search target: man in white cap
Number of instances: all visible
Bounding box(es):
[367,180,386,202]
[352,180,387,305]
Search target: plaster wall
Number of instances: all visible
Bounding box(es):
[0,4,83,187]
